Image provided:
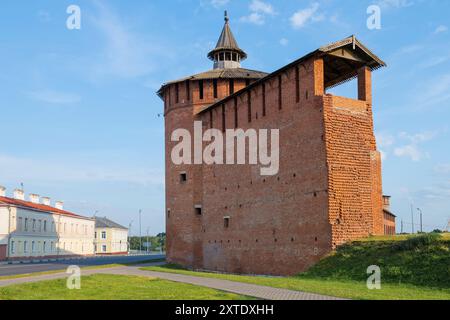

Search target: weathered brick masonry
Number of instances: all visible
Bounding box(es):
[159,16,390,275]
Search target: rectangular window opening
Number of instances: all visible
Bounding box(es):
[180,172,187,183]
[224,217,230,228]
[229,79,234,95]
[195,206,202,216]
[199,80,204,100]
[213,79,218,99]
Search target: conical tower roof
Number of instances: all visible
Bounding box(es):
[208,11,247,61]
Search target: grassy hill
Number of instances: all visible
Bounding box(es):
[302,233,450,289]
[142,233,450,299]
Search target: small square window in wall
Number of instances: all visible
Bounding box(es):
[224,216,230,228]
[194,206,202,215]
[180,172,187,183]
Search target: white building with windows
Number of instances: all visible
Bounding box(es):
[94,217,128,255]
[0,187,95,261]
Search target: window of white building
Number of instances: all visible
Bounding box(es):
[24,241,28,253]
[10,241,15,254]
[31,241,35,252]
[101,231,107,239]
[102,245,107,252]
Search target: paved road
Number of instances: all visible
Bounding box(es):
[0,254,165,277]
[0,263,344,300]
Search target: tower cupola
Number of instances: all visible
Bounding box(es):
[208,11,247,69]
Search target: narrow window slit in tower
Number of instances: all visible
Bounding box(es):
[199,80,204,100]
[180,172,187,183]
[175,82,179,103]
[224,217,230,228]
[213,79,218,99]
[229,79,235,95]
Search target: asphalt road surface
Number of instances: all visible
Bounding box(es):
[0,254,165,277]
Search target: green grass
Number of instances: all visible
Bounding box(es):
[0,274,252,300]
[141,234,450,300]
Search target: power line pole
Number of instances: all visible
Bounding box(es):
[410,204,415,234]
[401,219,403,234]
[417,208,423,233]
[139,209,142,254]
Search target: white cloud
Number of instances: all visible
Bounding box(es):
[394,144,423,162]
[434,164,450,174]
[290,3,322,29]
[240,12,265,25]
[210,0,230,8]
[376,132,395,148]
[393,130,436,162]
[377,0,414,9]
[434,25,448,34]
[249,0,275,15]
[279,38,289,46]
[28,90,81,105]
[89,1,169,79]
[0,153,164,187]
[399,131,437,144]
[240,0,276,26]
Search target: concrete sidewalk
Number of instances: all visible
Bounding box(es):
[0,264,344,300]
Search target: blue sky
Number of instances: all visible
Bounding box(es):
[0,0,449,235]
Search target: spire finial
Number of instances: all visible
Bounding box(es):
[224,10,229,23]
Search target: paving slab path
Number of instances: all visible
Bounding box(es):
[0,263,344,300]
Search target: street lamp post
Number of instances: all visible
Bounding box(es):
[139,210,142,254]
[417,208,423,233]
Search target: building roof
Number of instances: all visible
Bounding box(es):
[197,35,386,114]
[207,11,247,61]
[383,209,397,218]
[0,195,87,219]
[157,68,268,98]
[94,216,128,230]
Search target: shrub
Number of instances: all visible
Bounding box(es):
[393,233,442,251]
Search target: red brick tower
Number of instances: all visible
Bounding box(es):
[158,12,267,268]
[159,16,387,275]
